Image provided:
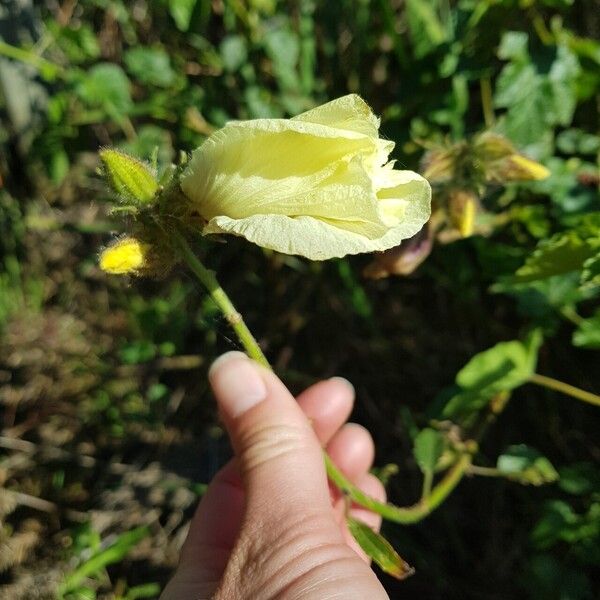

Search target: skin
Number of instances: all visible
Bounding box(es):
[161,351,389,600]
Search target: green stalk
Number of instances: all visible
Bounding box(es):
[173,230,472,523]
[529,373,600,408]
[172,230,269,369]
[0,40,63,79]
[326,453,472,524]
[479,77,494,128]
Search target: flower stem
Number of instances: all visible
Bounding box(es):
[172,230,269,368]
[173,230,472,523]
[529,373,600,408]
[479,77,494,128]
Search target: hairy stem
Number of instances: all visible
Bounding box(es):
[530,373,600,408]
[172,230,269,368]
[173,230,472,523]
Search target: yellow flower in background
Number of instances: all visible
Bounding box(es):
[99,237,151,275]
[180,95,431,260]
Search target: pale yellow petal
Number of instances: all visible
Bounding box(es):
[292,94,380,138]
[181,123,382,223]
[203,171,431,261]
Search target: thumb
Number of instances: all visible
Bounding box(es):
[208,351,332,521]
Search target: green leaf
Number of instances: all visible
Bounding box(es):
[59,526,150,596]
[581,253,600,290]
[124,47,176,87]
[532,500,600,550]
[442,331,542,421]
[100,149,158,205]
[495,35,580,152]
[558,463,600,495]
[119,125,175,166]
[264,26,301,92]
[76,63,132,117]
[456,331,542,394]
[556,128,600,155]
[169,0,197,31]
[124,583,162,600]
[220,35,248,73]
[346,518,414,580]
[515,214,600,283]
[572,309,600,349]
[498,31,529,60]
[47,21,100,63]
[406,0,447,58]
[413,428,445,475]
[497,444,559,486]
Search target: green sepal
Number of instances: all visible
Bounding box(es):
[346,517,415,580]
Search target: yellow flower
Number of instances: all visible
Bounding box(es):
[180,95,431,260]
[99,237,151,275]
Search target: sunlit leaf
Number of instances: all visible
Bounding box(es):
[514,214,600,283]
[572,309,600,349]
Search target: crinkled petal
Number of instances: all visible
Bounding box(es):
[181,123,383,223]
[203,171,431,261]
[292,94,380,138]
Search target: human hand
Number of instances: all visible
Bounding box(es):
[161,351,389,599]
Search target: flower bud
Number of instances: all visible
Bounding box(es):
[100,149,158,205]
[99,237,152,275]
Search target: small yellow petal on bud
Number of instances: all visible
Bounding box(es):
[448,190,478,238]
[99,237,151,275]
[503,154,551,181]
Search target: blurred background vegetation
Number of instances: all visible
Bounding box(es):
[1,0,599,598]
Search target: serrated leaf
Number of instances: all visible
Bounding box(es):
[495,36,580,149]
[497,444,558,486]
[413,428,445,475]
[100,149,158,204]
[515,214,600,283]
[346,518,414,580]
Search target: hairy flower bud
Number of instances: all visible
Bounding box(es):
[100,149,158,205]
[99,237,152,275]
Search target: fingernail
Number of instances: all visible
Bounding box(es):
[329,376,355,394]
[209,352,268,418]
